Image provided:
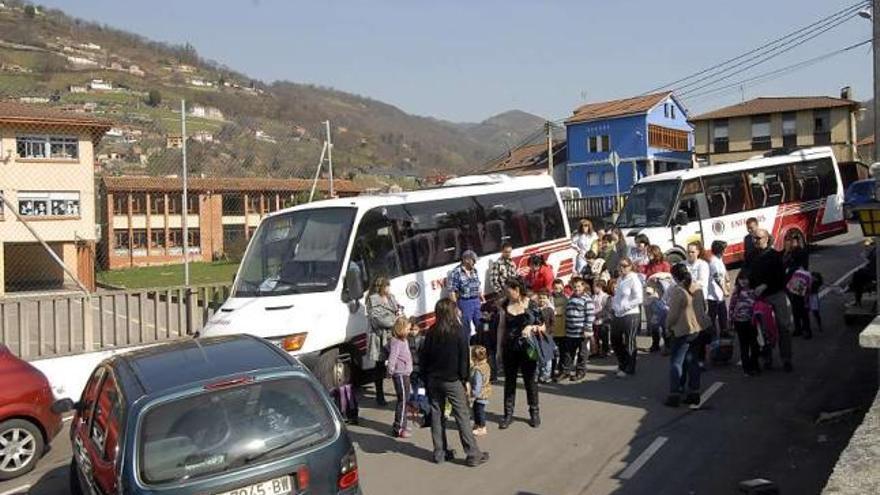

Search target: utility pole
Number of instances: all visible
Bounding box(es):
[874,0,879,163]
[325,120,334,198]
[546,121,554,175]
[181,99,189,287]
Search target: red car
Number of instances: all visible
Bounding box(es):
[0,345,65,480]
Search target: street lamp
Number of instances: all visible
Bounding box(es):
[859,5,872,19]
[853,203,880,314]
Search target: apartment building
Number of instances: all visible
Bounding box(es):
[100,176,362,269]
[0,102,110,294]
[691,89,859,165]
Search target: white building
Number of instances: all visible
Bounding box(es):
[68,85,88,94]
[255,130,277,143]
[191,131,214,143]
[190,105,224,121]
[189,78,214,88]
[129,65,145,77]
[78,42,102,51]
[88,79,112,91]
[67,56,98,68]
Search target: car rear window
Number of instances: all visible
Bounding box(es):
[139,376,336,485]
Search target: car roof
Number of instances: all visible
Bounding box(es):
[112,335,297,396]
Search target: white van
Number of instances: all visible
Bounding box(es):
[201,174,575,388]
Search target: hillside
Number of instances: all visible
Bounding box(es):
[0,1,546,181]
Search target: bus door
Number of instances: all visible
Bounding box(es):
[671,179,709,250]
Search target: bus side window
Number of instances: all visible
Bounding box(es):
[703,173,746,217]
[747,166,787,208]
[678,197,700,222]
[791,159,834,202]
[350,207,401,283]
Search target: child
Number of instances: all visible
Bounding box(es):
[537,291,557,383]
[592,279,612,357]
[386,317,414,438]
[646,274,673,353]
[563,277,596,382]
[728,272,760,376]
[810,271,823,332]
[407,320,430,428]
[470,345,492,436]
[551,279,568,380]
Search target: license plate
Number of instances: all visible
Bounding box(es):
[216,475,293,495]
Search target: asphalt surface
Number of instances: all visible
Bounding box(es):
[2,228,877,495]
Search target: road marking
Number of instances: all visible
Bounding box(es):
[619,436,667,480]
[0,484,31,495]
[819,262,866,299]
[700,381,724,406]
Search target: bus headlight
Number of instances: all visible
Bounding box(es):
[279,333,308,352]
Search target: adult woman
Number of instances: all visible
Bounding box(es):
[611,258,644,377]
[782,232,811,338]
[664,263,711,408]
[421,298,489,467]
[497,278,545,429]
[643,245,671,278]
[367,277,400,406]
[524,254,555,294]
[572,219,598,274]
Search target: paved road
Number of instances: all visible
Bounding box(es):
[2,229,876,495]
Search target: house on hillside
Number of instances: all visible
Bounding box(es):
[129,65,145,77]
[189,78,214,88]
[88,79,112,91]
[67,56,98,68]
[68,85,87,93]
[255,130,277,143]
[191,131,214,143]
[78,42,102,51]
[190,105,224,121]
[565,91,693,197]
[99,176,361,269]
[0,102,110,294]
[484,141,567,185]
[690,88,860,165]
[166,135,183,149]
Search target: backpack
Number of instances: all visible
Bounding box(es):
[786,269,812,297]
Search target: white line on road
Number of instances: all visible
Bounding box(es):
[0,484,31,495]
[819,262,866,299]
[700,381,724,406]
[619,436,668,480]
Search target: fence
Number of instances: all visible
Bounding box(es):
[563,195,627,226]
[0,282,231,360]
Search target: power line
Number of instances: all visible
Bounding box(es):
[644,0,868,94]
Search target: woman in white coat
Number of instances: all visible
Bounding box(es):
[572,218,598,275]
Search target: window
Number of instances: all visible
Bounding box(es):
[390,198,480,273]
[188,194,200,214]
[603,171,616,185]
[350,207,401,282]
[664,104,668,118]
[751,115,771,150]
[747,166,789,208]
[670,106,676,119]
[265,194,279,212]
[113,195,128,215]
[713,120,729,153]
[187,230,201,252]
[149,195,166,215]
[703,173,747,217]
[473,188,565,254]
[150,230,165,249]
[782,112,797,148]
[18,191,80,217]
[222,195,244,215]
[223,225,246,245]
[588,173,601,186]
[113,230,129,254]
[166,195,180,214]
[91,373,122,462]
[167,229,182,248]
[16,135,78,159]
[246,194,261,213]
[813,109,831,145]
[130,194,146,214]
[792,158,836,202]
[131,229,147,255]
[588,135,610,152]
[0,190,4,218]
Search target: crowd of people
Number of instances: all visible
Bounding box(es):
[360,216,827,468]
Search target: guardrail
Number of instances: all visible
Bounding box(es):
[563,195,626,225]
[0,283,232,360]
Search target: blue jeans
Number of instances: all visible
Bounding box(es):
[457,297,481,342]
[669,334,701,394]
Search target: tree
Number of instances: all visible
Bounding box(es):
[146,89,162,107]
[24,5,36,18]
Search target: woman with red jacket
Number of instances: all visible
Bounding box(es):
[643,245,672,278]
[525,255,555,293]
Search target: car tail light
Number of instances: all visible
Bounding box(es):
[337,449,359,491]
[296,466,310,491]
[280,333,308,352]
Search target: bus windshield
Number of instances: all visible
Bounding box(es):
[234,207,357,297]
[617,180,680,228]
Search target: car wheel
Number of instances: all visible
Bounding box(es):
[69,459,84,495]
[315,347,352,391]
[0,419,45,481]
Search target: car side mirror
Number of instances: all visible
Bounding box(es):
[51,398,78,415]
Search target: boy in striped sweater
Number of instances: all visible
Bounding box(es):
[562,277,596,382]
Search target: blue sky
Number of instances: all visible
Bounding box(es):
[38,0,873,122]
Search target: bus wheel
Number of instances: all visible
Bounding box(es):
[315,348,352,391]
[666,251,685,265]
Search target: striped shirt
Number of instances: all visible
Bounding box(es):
[565,294,596,338]
[446,264,482,299]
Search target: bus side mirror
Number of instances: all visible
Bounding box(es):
[344,265,365,304]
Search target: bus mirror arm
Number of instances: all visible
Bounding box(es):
[344,264,365,310]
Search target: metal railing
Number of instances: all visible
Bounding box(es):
[563,195,626,225]
[0,283,232,360]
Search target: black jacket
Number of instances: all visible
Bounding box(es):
[420,327,469,383]
[749,248,786,296]
[743,234,757,267]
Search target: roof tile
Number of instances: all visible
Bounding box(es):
[101,175,362,194]
[566,92,672,124]
[690,96,857,121]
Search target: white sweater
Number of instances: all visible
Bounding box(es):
[612,272,644,317]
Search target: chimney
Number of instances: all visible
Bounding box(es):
[841,86,852,100]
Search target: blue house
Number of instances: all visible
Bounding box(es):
[565,91,693,197]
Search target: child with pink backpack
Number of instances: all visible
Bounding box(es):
[729,272,761,376]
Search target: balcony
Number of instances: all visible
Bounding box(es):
[648,124,689,151]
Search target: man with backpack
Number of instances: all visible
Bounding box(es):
[748,229,795,372]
